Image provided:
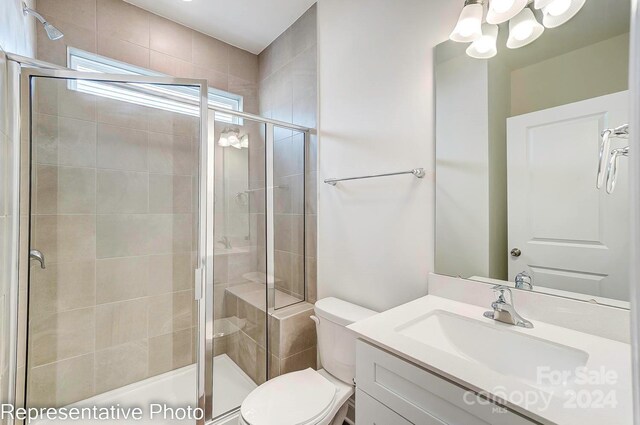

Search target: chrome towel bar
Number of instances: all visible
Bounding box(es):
[324,168,425,186]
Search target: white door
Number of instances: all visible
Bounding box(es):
[507,91,630,301]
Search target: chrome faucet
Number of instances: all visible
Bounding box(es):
[483,285,533,328]
[217,236,232,249]
[515,271,533,290]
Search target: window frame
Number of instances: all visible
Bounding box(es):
[67,47,243,122]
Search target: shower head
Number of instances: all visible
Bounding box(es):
[22,2,64,41]
[43,23,64,41]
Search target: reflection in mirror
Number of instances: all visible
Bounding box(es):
[435,0,631,307]
[214,118,254,254]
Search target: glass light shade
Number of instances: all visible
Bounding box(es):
[240,134,249,148]
[507,7,545,49]
[486,0,527,24]
[228,132,240,148]
[542,0,586,28]
[450,3,484,42]
[218,134,231,147]
[533,0,554,8]
[466,24,499,59]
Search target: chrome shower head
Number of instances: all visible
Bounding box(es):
[43,22,64,41]
[22,2,64,41]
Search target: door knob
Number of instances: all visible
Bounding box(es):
[510,248,521,258]
[30,249,46,269]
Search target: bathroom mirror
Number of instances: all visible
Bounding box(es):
[434,0,631,307]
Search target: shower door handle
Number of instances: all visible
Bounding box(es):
[30,249,46,269]
[194,267,204,300]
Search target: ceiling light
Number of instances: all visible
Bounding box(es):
[449,0,484,43]
[507,7,544,49]
[466,24,499,59]
[486,0,527,24]
[542,0,586,28]
[218,131,231,147]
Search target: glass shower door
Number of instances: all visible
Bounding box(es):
[210,112,268,419]
[21,69,211,422]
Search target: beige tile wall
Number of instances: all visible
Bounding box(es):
[27,0,319,402]
[223,285,316,384]
[27,78,200,407]
[35,0,259,114]
[258,5,318,304]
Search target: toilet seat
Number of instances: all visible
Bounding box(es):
[240,369,352,425]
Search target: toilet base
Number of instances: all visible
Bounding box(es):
[328,402,349,425]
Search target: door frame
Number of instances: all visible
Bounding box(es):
[12,63,215,424]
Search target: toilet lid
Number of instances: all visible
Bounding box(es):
[241,368,337,425]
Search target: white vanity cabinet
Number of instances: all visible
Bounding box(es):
[355,340,538,425]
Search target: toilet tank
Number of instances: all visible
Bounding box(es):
[313,298,377,385]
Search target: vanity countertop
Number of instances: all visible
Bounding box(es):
[348,295,633,425]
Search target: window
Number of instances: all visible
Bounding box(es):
[67,47,242,122]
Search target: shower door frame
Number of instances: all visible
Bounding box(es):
[8,54,314,425]
[11,60,216,424]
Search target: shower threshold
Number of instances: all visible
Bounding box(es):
[31,354,256,424]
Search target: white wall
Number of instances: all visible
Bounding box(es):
[316,0,459,312]
[0,0,36,56]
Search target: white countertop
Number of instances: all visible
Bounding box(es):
[348,295,633,425]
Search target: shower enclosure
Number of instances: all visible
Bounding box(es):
[4,53,310,424]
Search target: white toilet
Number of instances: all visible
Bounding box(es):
[239,297,376,425]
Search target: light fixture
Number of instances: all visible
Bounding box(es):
[486,0,527,24]
[541,0,586,28]
[218,131,231,147]
[240,134,249,149]
[218,129,249,149]
[467,24,499,59]
[450,0,484,43]
[450,0,587,59]
[218,129,239,147]
[227,131,240,148]
[507,7,544,49]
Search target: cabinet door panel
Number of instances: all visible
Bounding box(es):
[356,340,537,425]
[357,390,414,425]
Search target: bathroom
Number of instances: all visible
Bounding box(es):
[0,0,638,424]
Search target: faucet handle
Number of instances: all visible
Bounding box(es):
[491,285,512,304]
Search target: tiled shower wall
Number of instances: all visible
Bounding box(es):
[27,79,201,407]
[258,5,318,303]
[35,0,259,115]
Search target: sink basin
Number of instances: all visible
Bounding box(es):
[396,310,589,393]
